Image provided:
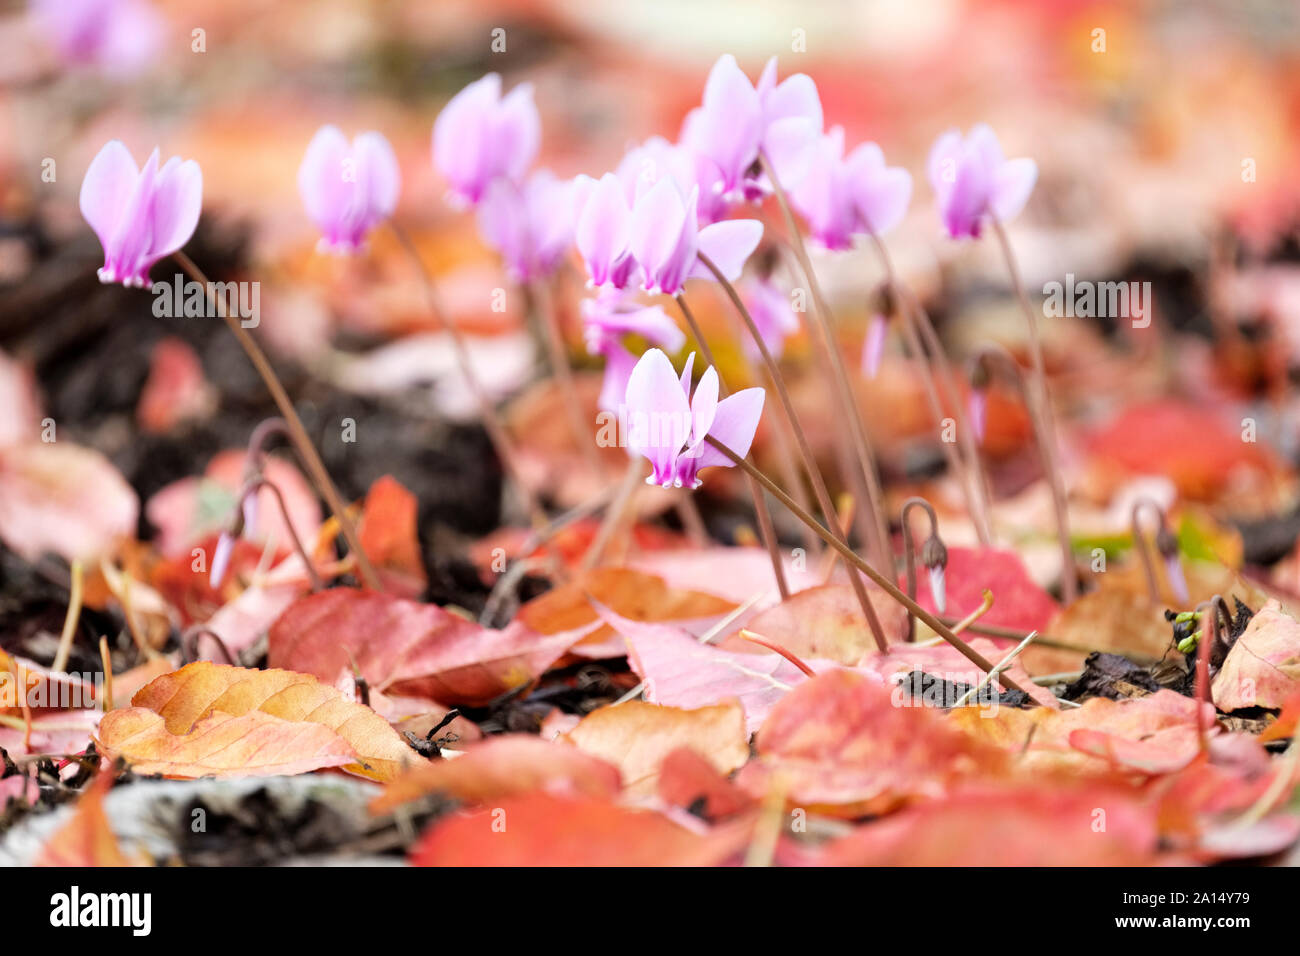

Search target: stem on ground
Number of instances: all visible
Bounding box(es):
[173,251,381,591]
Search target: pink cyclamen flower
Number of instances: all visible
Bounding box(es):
[740,277,800,361]
[433,73,539,207]
[583,289,685,412]
[32,0,163,75]
[478,170,577,282]
[789,129,911,250]
[628,178,763,296]
[680,55,823,201]
[79,140,202,288]
[927,124,1037,239]
[861,313,888,379]
[616,136,728,225]
[210,530,235,588]
[575,173,639,289]
[298,126,400,253]
[624,348,764,489]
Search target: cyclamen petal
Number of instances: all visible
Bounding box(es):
[433,73,539,206]
[80,140,202,288]
[928,125,1036,239]
[688,55,764,195]
[846,142,912,237]
[576,173,632,288]
[629,179,699,296]
[691,387,766,472]
[625,348,691,486]
[298,126,400,252]
[691,218,764,283]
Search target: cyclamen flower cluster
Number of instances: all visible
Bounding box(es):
[431,73,581,283]
[77,53,1038,491]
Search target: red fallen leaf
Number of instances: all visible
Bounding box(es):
[601,605,830,734]
[268,587,598,707]
[819,784,1162,866]
[857,637,1060,709]
[737,669,1007,816]
[902,546,1059,635]
[35,772,142,867]
[469,520,688,579]
[197,564,314,659]
[145,448,320,559]
[1213,599,1300,711]
[410,792,750,866]
[1086,400,1282,500]
[136,337,215,434]
[369,734,621,814]
[718,583,909,662]
[0,442,138,564]
[358,475,427,599]
[150,531,268,627]
[657,746,756,822]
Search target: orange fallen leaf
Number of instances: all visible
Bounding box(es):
[563,699,749,797]
[721,583,908,663]
[517,567,735,658]
[97,662,417,781]
[358,475,427,599]
[35,771,143,867]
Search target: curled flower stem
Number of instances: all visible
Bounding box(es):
[172,251,380,591]
[705,435,1027,693]
[528,276,602,474]
[969,343,1077,603]
[1130,497,1186,607]
[236,477,325,591]
[866,233,994,545]
[987,218,1076,602]
[388,223,546,528]
[760,151,892,572]
[51,559,84,673]
[900,497,942,642]
[1192,595,1229,752]
[674,294,790,601]
[181,627,237,666]
[693,259,884,644]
